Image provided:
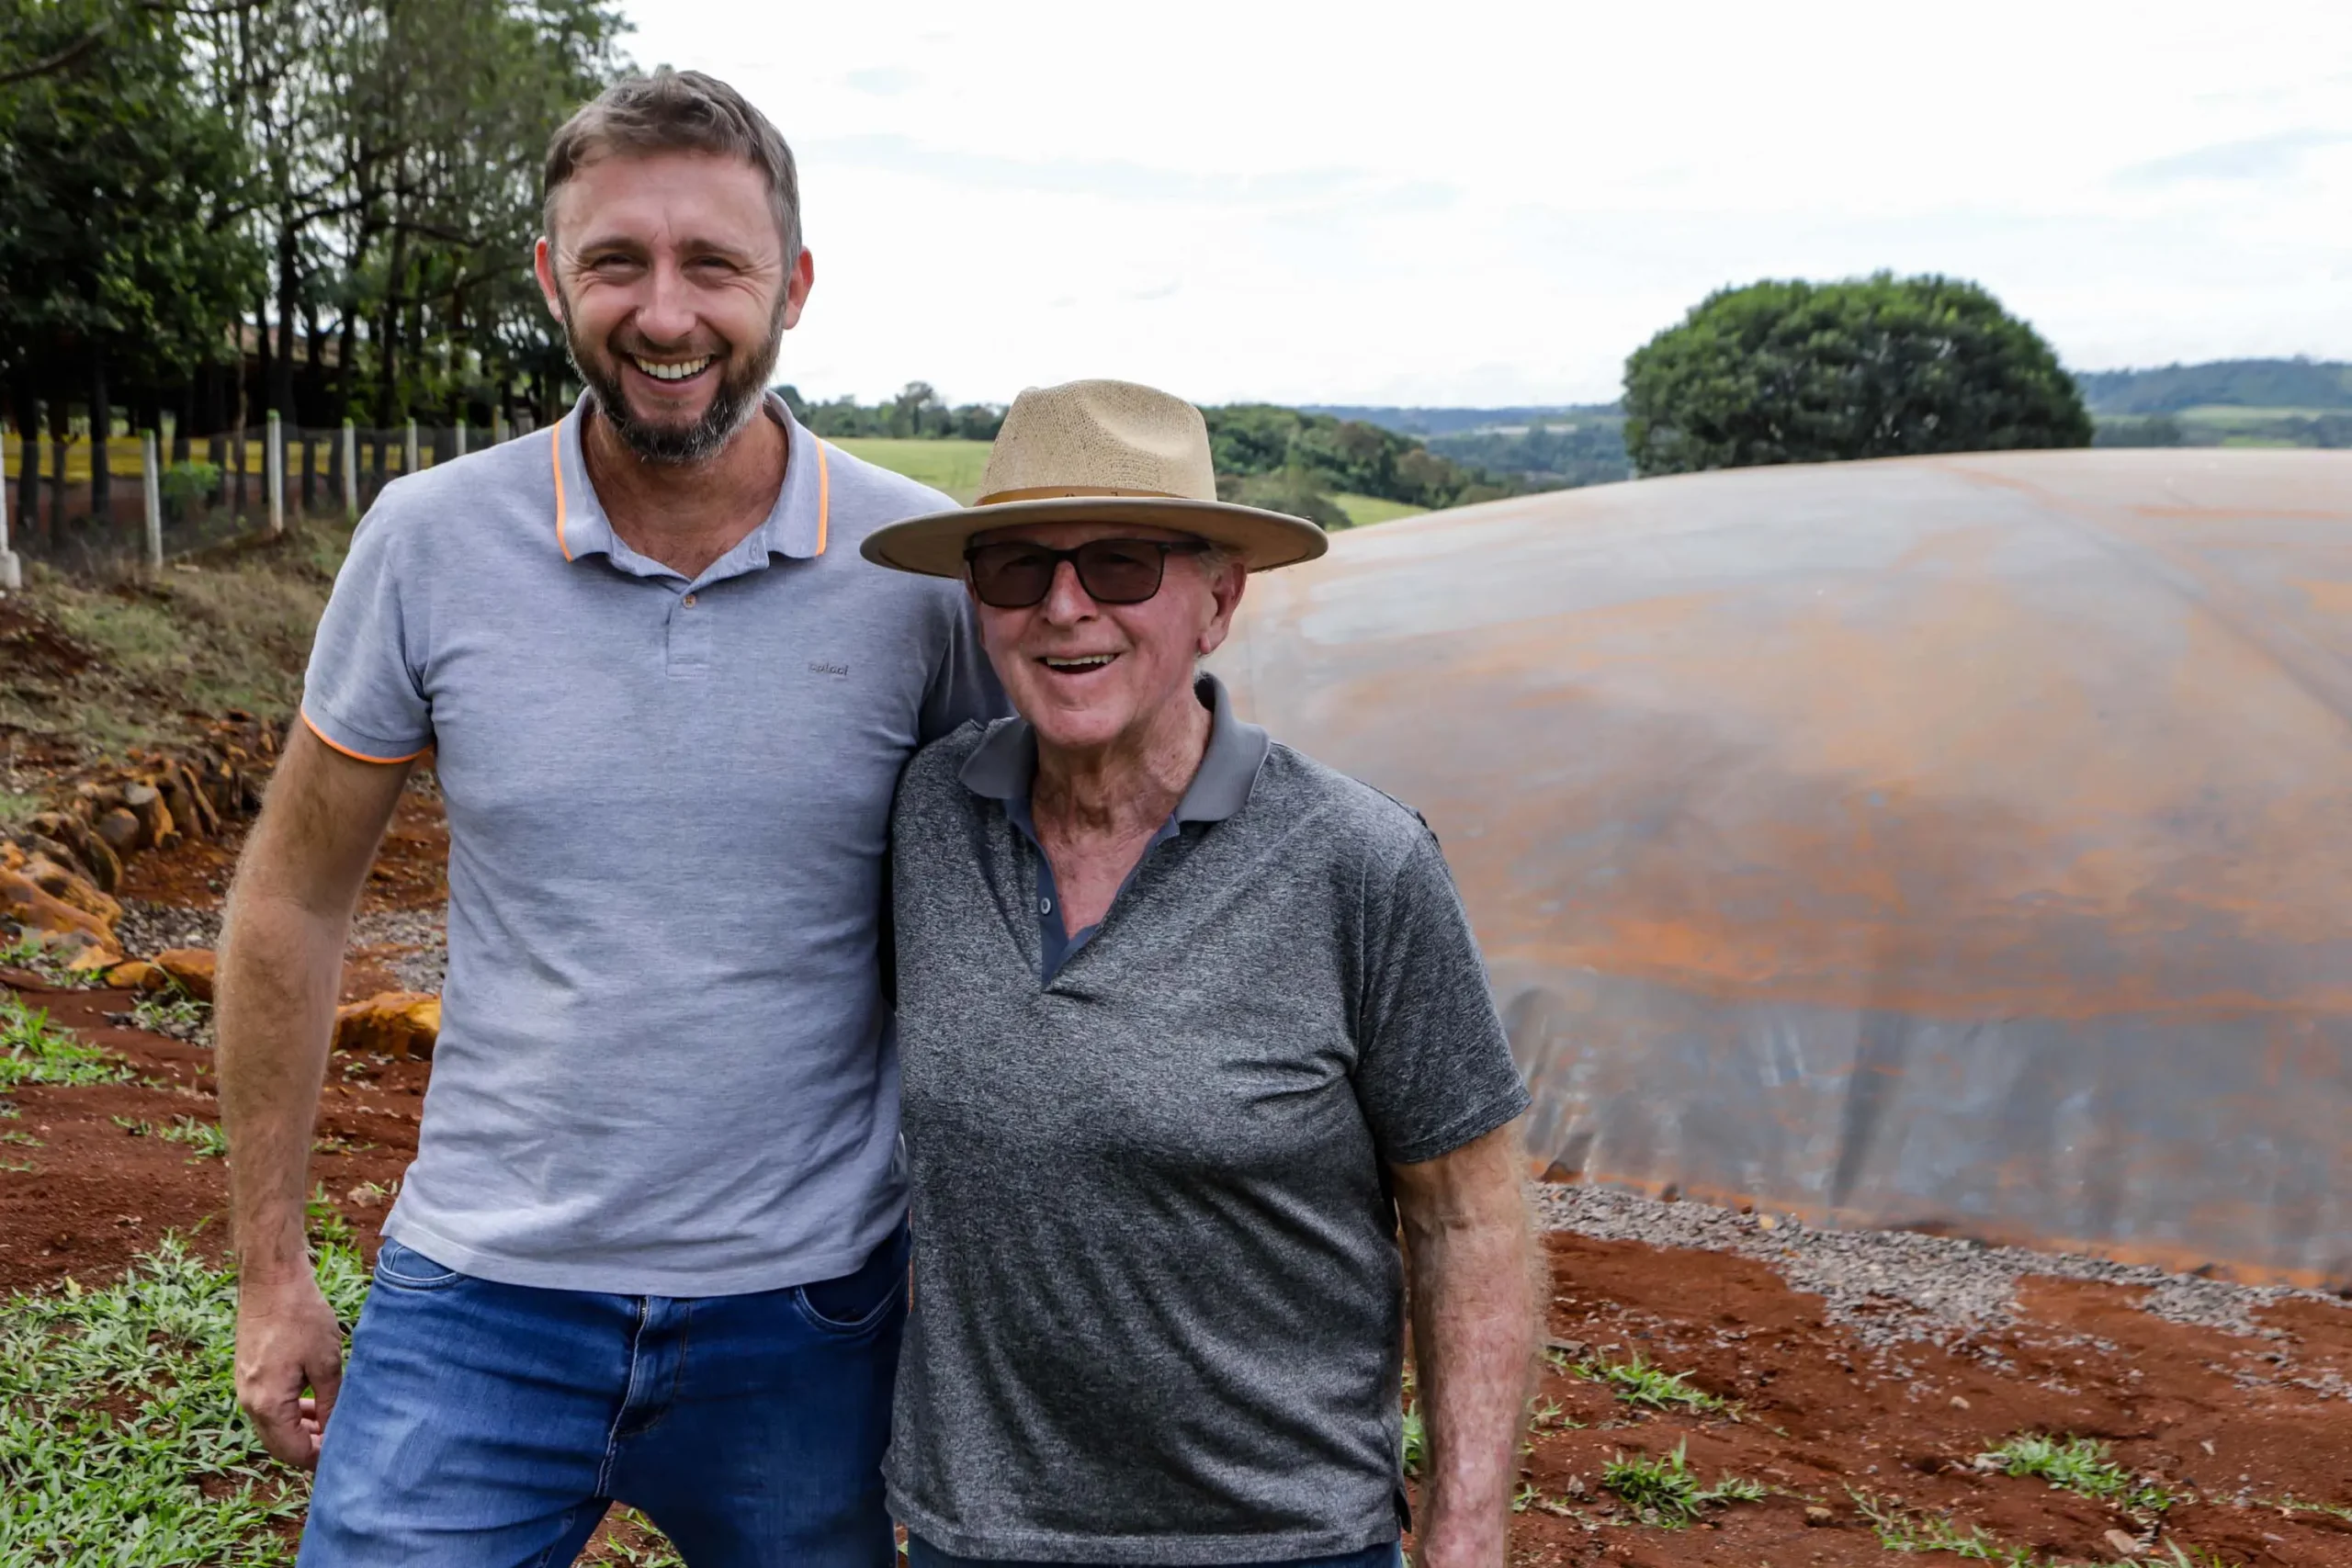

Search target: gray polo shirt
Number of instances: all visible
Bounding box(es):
[884,676,1530,1564]
[300,393,1001,1295]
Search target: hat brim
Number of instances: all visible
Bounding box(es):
[859,495,1329,579]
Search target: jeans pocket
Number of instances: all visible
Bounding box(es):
[795,1223,909,1333]
[373,1236,465,1291]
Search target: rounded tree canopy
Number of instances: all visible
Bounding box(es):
[1623,273,2093,476]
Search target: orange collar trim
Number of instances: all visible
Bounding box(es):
[549,420,571,561]
[812,437,831,558]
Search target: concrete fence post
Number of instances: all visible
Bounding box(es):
[342,421,358,520]
[142,430,164,572]
[455,420,468,459]
[0,435,19,591]
[404,419,420,475]
[265,410,285,536]
[494,412,509,446]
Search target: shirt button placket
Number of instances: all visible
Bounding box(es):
[667,587,712,677]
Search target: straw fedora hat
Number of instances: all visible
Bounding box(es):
[860,379,1329,578]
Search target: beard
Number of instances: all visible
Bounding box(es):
[560,288,788,467]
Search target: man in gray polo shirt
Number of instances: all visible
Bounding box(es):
[216,71,999,1565]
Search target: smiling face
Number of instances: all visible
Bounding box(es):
[535,149,812,465]
[971,521,1248,757]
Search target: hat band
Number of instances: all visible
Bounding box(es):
[974,484,1190,506]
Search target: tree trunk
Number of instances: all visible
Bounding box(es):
[234,312,254,515]
[47,386,71,540]
[331,302,357,501]
[254,292,274,431]
[273,220,300,421]
[203,361,229,505]
[13,390,40,552]
[90,355,111,531]
[377,235,405,432]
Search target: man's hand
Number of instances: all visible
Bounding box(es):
[234,1269,345,1468]
[1391,1117,1538,1568]
[217,724,411,1469]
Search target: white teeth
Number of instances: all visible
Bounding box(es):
[1043,654,1116,668]
[631,355,712,381]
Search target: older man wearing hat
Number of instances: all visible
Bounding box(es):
[864,380,1536,1568]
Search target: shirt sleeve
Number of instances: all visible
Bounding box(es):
[1354,828,1531,1166]
[299,508,434,763]
[918,581,1010,744]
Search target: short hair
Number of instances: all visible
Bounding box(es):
[543,69,802,262]
[1194,541,1240,579]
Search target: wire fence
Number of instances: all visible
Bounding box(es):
[1,414,546,575]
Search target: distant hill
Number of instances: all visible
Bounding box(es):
[1302,404,1623,437]
[2075,358,2352,415]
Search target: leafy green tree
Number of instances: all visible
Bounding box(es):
[1216,467,1351,531]
[0,0,260,536]
[1622,273,2092,476]
[1201,403,1510,510]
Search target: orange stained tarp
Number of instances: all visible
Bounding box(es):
[1215,448,2352,1289]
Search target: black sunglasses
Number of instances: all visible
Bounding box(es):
[963,538,1212,609]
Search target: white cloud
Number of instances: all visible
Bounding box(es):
[622,0,2352,405]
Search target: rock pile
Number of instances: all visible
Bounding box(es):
[0,715,277,971]
[3,715,444,1060]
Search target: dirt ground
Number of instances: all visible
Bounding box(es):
[6,796,2351,1564]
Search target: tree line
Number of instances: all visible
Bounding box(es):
[787,383,1523,525]
[0,0,631,542]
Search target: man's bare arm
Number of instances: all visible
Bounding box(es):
[1391,1117,1539,1568]
[217,725,411,1468]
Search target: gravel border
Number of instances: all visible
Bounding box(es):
[1538,1181,2349,1370]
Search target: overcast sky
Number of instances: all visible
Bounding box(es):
[619,0,2352,407]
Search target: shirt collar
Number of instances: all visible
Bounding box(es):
[959,671,1272,825]
[549,389,831,577]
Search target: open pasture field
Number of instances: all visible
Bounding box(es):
[1332,492,1429,527]
[831,436,993,503]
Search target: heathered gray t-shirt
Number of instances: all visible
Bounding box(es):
[300,393,1001,1295]
[884,678,1530,1564]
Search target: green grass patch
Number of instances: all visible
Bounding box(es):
[115,1113,229,1160]
[1850,1490,2045,1563]
[0,935,100,989]
[0,791,41,828]
[4,525,345,760]
[2263,1495,2352,1525]
[596,1511,686,1566]
[1600,1441,1765,1529]
[130,987,211,1043]
[1528,1394,1583,1433]
[0,1234,372,1563]
[830,438,992,504]
[1569,1349,1725,1414]
[0,1201,686,1563]
[2170,404,2343,426]
[1329,492,1429,528]
[1,994,134,1090]
[1983,1434,2173,1513]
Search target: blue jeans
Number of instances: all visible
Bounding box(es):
[905,1538,1403,1568]
[300,1224,910,1567]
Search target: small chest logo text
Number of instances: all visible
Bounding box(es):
[808,660,850,677]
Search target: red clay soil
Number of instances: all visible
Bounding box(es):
[0,976,425,1298]
[1500,1234,2352,1566]
[114,779,450,916]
